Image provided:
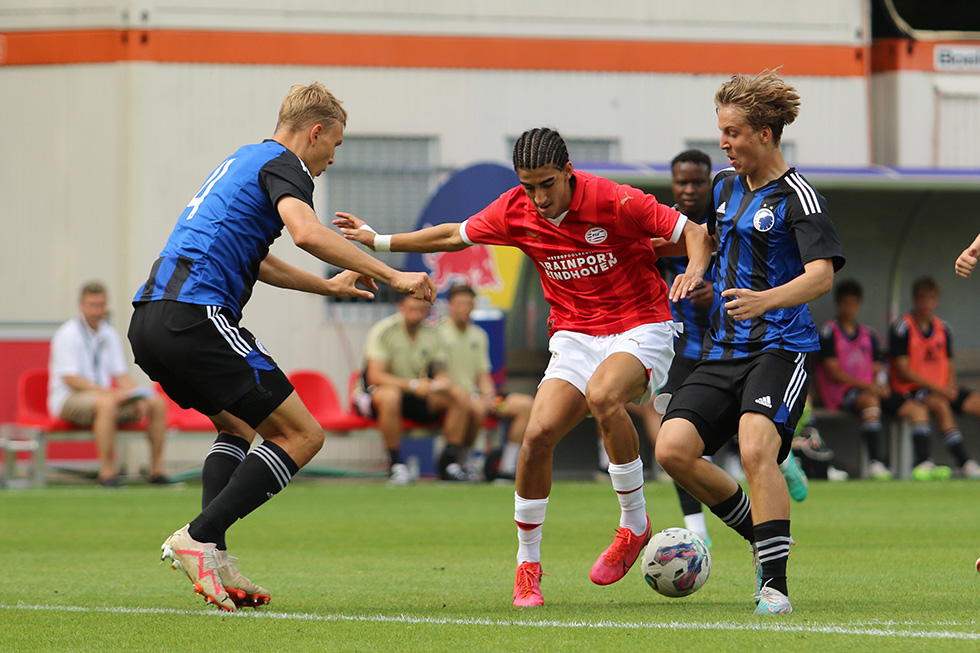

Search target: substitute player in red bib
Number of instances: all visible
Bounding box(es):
[335,127,712,606]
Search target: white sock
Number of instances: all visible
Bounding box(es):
[514,493,549,564]
[683,512,709,542]
[500,441,521,474]
[607,457,647,535]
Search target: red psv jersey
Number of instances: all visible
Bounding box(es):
[460,171,686,336]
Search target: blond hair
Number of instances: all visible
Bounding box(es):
[715,69,800,146]
[276,82,348,132]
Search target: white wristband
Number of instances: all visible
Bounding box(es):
[359,224,377,234]
[374,234,392,252]
[408,378,419,392]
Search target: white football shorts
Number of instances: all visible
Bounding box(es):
[540,321,681,406]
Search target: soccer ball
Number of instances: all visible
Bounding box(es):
[641,527,711,597]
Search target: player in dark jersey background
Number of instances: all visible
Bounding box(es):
[128,82,435,611]
[626,149,716,544]
[656,70,845,616]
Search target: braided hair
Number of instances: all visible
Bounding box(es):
[512,128,570,171]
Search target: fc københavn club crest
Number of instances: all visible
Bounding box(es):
[753,208,775,232]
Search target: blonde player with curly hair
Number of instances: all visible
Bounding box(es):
[656,70,845,615]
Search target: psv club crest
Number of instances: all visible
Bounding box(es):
[585,227,608,244]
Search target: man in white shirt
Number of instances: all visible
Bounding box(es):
[49,281,170,486]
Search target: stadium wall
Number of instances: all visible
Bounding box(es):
[0,1,872,396]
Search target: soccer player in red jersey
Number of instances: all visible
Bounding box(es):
[334,127,712,606]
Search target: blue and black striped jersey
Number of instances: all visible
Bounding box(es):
[660,203,714,361]
[703,168,844,360]
[133,140,314,317]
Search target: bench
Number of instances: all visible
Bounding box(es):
[809,407,913,479]
[291,369,501,478]
[0,369,217,488]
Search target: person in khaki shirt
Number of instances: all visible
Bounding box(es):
[438,284,532,481]
[357,295,473,483]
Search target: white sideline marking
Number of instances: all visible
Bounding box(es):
[1,603,978,640]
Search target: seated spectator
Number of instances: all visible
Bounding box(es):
[817,279,930,480]
[889,276,980,480]
[438,284,533,481]
[354,295,473,484]
[48,281,171,487]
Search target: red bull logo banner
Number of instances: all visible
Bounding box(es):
[404,163,523,309]
[423,246,504,293]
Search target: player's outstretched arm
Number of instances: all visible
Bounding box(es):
[721,258,833,321]
[954,232,980,278]
[279,197,436,303]
[334,212,467,253]
[668,221,714,302]
[259,254,378,300]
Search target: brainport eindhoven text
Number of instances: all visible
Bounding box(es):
[540,252,618,280]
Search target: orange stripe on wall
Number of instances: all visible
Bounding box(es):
[0,28,867,76]
[871,38,933,72]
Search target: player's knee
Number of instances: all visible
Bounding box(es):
[655,434,688,474]
[584,385,621,421]
[737,437,776,475]
[521,422,560,458]
[299,424,325,453]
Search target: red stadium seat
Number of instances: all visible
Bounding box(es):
[154,384,215,431]
[289,369,374,431]
[17,368,149,432]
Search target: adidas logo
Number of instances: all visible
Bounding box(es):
[754,396,772,409]
[716,201,727,215]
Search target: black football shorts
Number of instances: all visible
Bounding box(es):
[662,350,812,463]
[129,300,293,428]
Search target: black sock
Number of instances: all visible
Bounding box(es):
[942,429,969,466]
[438,444,460,473]
[860,421,882,463]
[188,440,299,546]
[709,486,754,543]
[755,519,791,596]
[675,483,703,516]
[200,434,251,549]
[912,423,931,466]
[388,448,401,470]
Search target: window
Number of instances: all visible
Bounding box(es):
[566,137,620,163]
[505,136,620,164]
[323,136,440,306]
[684,139,796,168]
[935,91,980,167]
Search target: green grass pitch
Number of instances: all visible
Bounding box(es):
[1,478,978,651]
